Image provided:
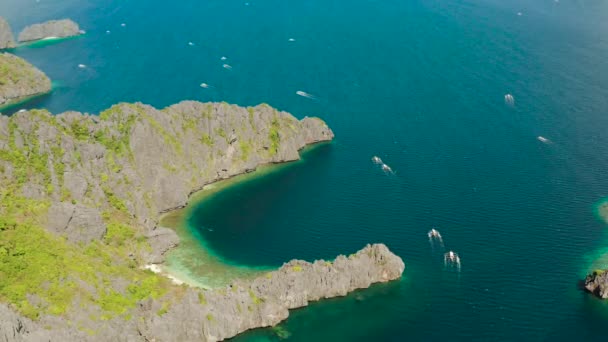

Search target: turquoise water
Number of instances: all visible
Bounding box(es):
[3,0,608,340]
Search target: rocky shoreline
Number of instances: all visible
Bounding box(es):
[0,100,405,341]
[18,19,82,43]
[138,244,404,342]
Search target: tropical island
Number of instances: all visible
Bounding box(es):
[18,19,83,43]
[0,12,405,340]
[0,99,405,340]
[0,15,70,109]
[0,16,83,46]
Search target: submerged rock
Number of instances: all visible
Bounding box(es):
[584,270,608,299]
[18,19,81,43]
[0,53,51,107]
[0,17,16,49]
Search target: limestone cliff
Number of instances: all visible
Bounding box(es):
[0,101,405,340]
[136,244,404,341]
[18,19,81,43]
[0,17,16,49]
[0,53,52,107]
[1,101,333,246]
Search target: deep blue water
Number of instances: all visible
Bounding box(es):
[3,0,608,340]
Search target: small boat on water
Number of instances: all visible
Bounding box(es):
[381,164,393,173]
[537,136,550,144]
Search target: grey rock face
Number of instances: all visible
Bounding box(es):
[0,303,89,342]
[0,17,16,49]
[45,203,105,244]
[18,19,81,43]
[585,270,608,299]
[0,53,51,107]
[1,99,334,265]
[0,303,33,341]
[137,244,404,342]
[145,227,180,264]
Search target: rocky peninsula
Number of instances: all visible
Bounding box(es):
[0,101,404,341]
[0,17,16,49]
[18,19,82,43]
[0,53,52,108]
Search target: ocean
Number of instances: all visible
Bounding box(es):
[3,0,608,340]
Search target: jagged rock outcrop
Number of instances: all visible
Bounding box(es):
[137,244,404,342]
[584,270,608,298]
[0,53,51,107]
[0,17,16,49]
[18,19,81,43]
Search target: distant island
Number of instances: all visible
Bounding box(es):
[0,17,16,49]
[0,53,51,108]
[0,16,83,110]
[18,19,82,43]
[0,17,82,47]
[0,100,404,341]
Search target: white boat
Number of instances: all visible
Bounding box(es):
[537,136,550,144]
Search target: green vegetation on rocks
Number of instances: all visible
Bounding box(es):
[0,53,51,108]
[0,100,338,340]
[269,117,281,155]
[0,192,170,320]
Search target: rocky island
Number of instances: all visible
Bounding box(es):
[584,270,608,299]
[18,19,82,43]
[0,17,16,49]
[0,101,405,341]
[0,53,52,108]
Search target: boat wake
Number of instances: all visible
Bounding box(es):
[444,250,461,272]
[296,90,318,101]
[537,136,551,144]
[428,228,444,251]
